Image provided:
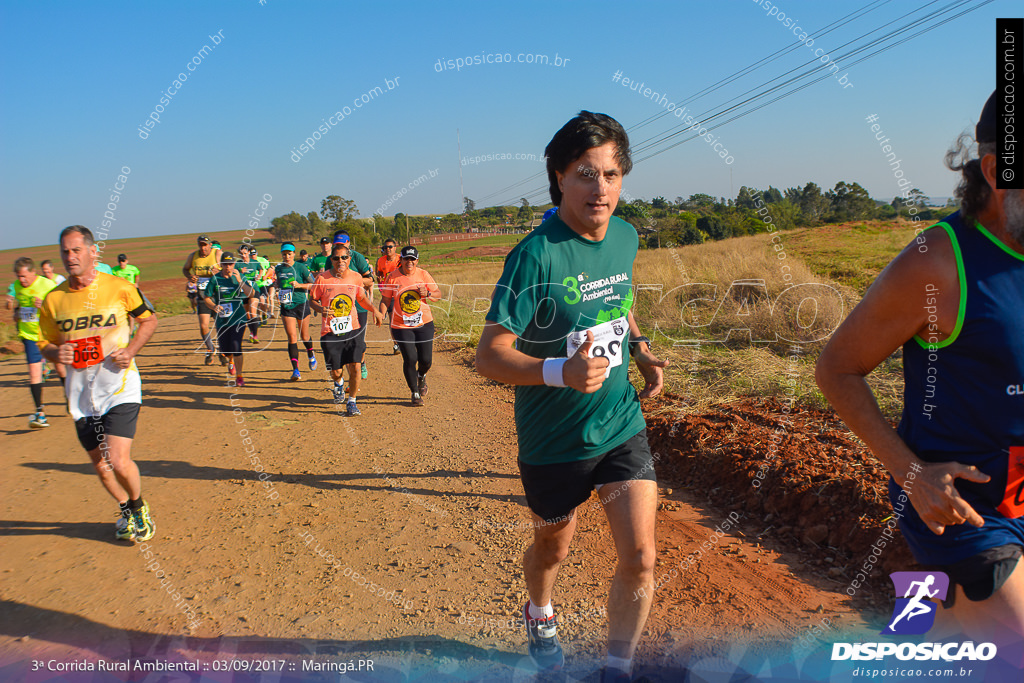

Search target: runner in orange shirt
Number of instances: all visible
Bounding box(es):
[309,243,383,416]
[378,246,442,407]
[375,238,402,355]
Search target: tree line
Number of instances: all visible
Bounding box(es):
[266,182,947,252]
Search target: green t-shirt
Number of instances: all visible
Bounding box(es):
[486,215,645,465]
[236,259,261,287]
[14,275,57,341]
[206,273,251,329]
[255,256,271,285]
[112,264,140,284]
[274,262,313,309]
[349,250,372,311]
[311,254,330,274]
[95,262,113,275]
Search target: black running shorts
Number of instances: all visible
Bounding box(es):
[518,430,656,525]
[75,403,140,452]
[321,332,366,369]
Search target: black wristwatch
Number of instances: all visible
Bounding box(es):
[629,336,651,357]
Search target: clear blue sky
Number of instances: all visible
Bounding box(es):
[0,0,1012,250]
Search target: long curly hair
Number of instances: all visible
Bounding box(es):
[944,134,995,224]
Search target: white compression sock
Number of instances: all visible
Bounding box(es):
[528,601,553,620]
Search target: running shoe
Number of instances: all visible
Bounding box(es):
[219,354,228,366]
[249,336,259,344]
[290,369,301,381]
[418,374,428,396]
[332,384,346,402]
[228,361,236,376]
[361,362,368,379]
[235,377,245,387]
[114,513,136,541]
[346,400,361,417]
[204,353,213,366]
[393,343,400,355]
[411,392,424,407]
[132,503,155,542]
[523,602,564,671]
[309,355,318,371]
[28,413,49,429]
[42,363,52,382]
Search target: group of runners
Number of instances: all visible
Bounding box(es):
[8,94,1023,680]
[181,230,441,413]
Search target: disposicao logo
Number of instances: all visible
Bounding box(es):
[883,571,949,635]
[831,571,997,662]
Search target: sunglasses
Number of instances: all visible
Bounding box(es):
[331,256,351,261]
[385,245,395,249]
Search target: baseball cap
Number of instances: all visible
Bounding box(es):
[299,249,308,256]
[280,242,296,252]
[542,207,558,222]
[220,253,236,264]
[319,237,331,245]
[117,253,127,262]
[976,89,999,145]
[197,235,211,244]
[401,246,419,259]
[333,234,351,245]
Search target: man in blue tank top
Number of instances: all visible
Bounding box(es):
[818,90,1024,666]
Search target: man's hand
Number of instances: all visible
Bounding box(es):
[56,342,76,365]
[563,331,609,393]
[906,462,991,535]
[108,347,135,370]
[633,345,669,398]
[372,310,384,326]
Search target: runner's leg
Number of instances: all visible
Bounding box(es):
[524,513,578,611]
[283,315,299,372]
[88,435,142,502]
[599,479,658,660]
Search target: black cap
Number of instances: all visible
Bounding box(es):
[401,246,419,259]
[299,249,308,256]
[977,89,999,144]
[319,237,331,245]
[220,253,235,263]
[197,234,211,243]
[117,253,127,262]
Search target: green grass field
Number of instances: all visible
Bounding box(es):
[1,224,912,420]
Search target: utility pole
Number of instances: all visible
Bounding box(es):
[458,128,467,231]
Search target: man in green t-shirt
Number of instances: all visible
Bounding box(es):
[112,254,141,286]
[273,242,317,380]
[310,237,332,276]
[236,245,263,343]
[476,111,668,679]
[331,230,374,380]
[203,253,256,386]
[251,248,273,319]
[12,257,57,428]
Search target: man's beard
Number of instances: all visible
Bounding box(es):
[1003,190,1024,246]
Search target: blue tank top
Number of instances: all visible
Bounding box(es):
[896,211,1024,512]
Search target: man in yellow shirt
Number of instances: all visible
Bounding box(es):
[12,257,56,428]
[40,225,160,542]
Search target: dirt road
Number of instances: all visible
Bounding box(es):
[0,314,867,681]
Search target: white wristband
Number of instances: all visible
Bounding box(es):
[542,358,567,387]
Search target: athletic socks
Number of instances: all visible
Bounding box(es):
[119,500,131,518]
[288,342,299,370]
[128,497,145,511]
[606,655,632,676]
[29,382,43,412]
[204,333,216,353]
[528,601,554,620]
[303,340,314,356]
[248,318,259,337]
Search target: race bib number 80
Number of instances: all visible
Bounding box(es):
[566,316,628,379]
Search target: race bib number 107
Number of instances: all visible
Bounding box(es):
[566,316,628,379]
